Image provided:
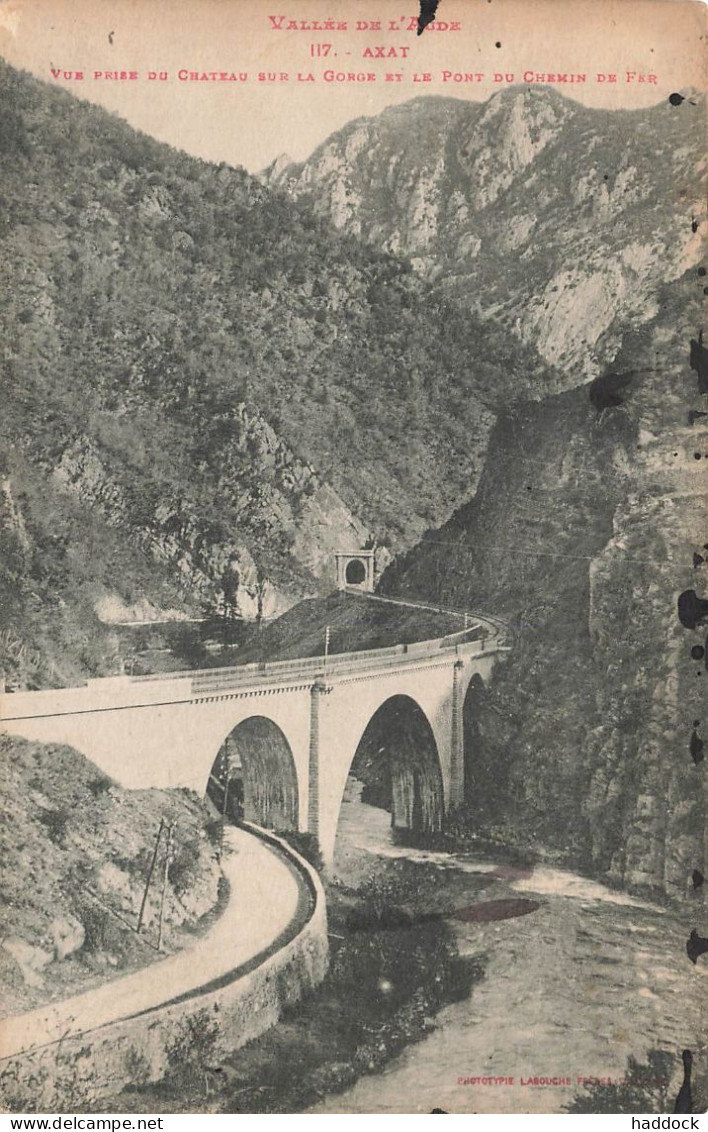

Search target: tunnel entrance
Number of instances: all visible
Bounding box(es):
[334,549,375,591]
[333,695,444,864]
[207,716,298,831]
[345,558,367,585]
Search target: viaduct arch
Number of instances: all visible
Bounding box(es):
[207,716,299,830]
[343,693,445,839]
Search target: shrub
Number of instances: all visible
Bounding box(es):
[204,817,223,849]
[78,901,111,954]
[164,1007,220,1089]
[123,1045,151,1088]
[37,806,70,846]
[87,772,113,796]
[565,1050,674,1114]
[168,836,201,896]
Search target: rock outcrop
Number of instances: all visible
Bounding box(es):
[51,401,370,616]
[266,89,705,391]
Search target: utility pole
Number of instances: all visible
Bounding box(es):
[157,821,174,952]
[323,624,330,678]
[137,818,164,933]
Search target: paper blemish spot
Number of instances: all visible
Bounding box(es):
[678,589,708,630]
[416,0,439,35]
[686,930,708,964]
[673,1050,693,1114]
[689,724,704,765]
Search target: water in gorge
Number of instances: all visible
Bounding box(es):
[308,781,705,1115]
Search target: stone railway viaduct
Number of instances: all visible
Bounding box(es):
[0,618,508,866]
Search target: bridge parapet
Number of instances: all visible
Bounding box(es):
[0,674,193,722]
[0,617,508,723]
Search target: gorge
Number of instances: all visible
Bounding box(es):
[0,60,705,1057]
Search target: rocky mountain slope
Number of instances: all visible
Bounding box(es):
[2,65,567,684]
[266,89,705,394]
[0,734,222,1016]
[381,269,707,900]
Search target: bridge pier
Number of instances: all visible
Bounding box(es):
[450,659,465,810]
[307,679,328,839]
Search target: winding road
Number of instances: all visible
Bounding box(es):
[0,826,303,1063]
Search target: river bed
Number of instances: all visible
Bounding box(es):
[309,789,705,1115]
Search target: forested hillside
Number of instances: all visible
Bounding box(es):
[0,61,550,685]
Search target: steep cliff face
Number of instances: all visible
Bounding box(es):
[266,90,705,389]
[579,286,706,896]
[382,271,707,900]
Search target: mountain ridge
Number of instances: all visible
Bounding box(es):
[265,85,705,389]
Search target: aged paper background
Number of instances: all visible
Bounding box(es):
[0,0,705,170]
[0,0,706,1117]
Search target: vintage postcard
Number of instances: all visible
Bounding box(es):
[0,0,706,1118]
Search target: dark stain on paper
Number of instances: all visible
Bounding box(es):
[451,898,541,923]
[690,725,704,766]
[689,332,708,394]
[686,929,708,965]
[673,1050,693,1114]
[417,0,440,35]
[678,590,708,630]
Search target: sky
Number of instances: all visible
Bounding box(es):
[0,0,705,171]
